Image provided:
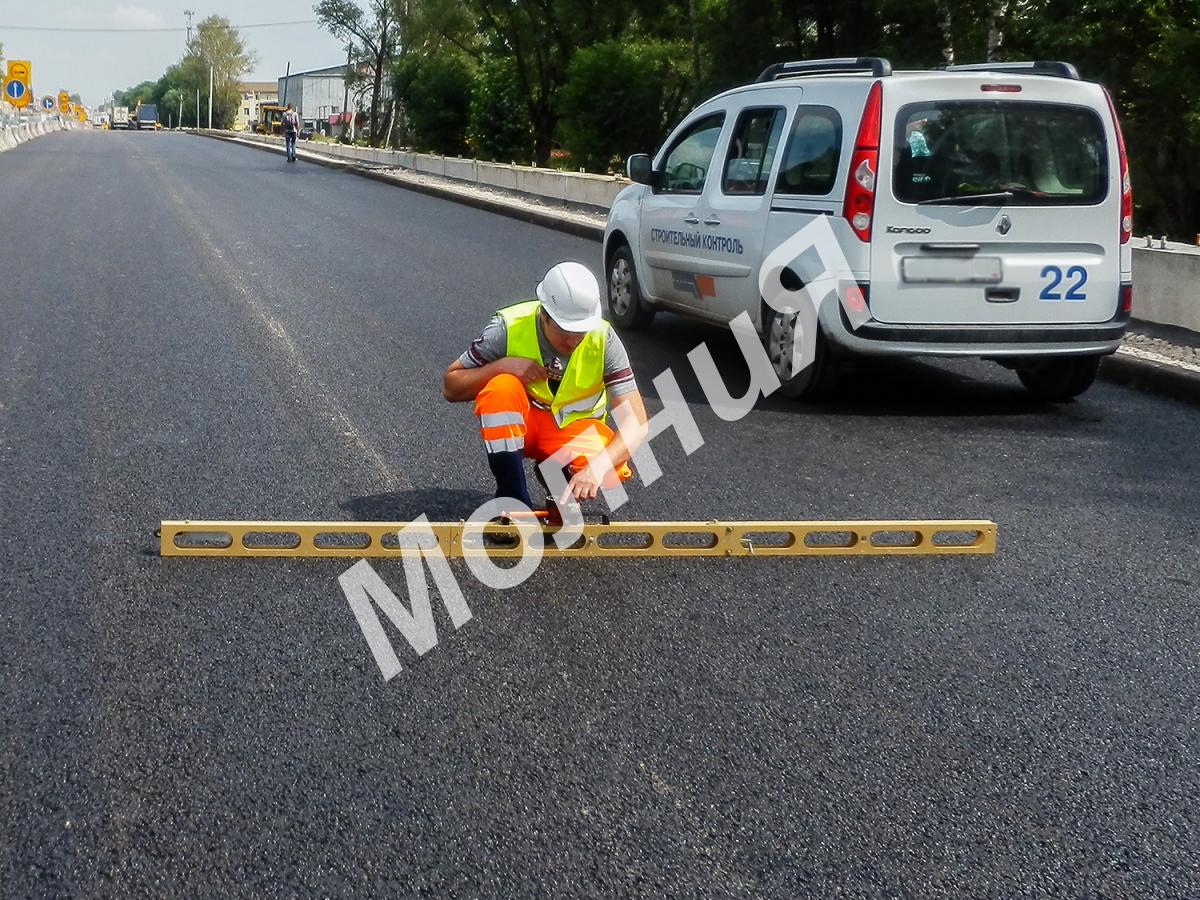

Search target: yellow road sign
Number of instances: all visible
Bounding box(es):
[58,91,70,115]
[159,518,998,558]
[4,60,32,109]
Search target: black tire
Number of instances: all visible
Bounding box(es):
[1016,355,1101,401]
[762,306,837,399]
[606,244,656,330]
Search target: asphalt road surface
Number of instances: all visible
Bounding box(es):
[2,130,1198,898]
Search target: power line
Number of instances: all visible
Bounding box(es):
[0,19,318,34]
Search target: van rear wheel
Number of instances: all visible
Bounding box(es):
[607,245,655,330]
[764,308,836,399]
[1016,356,1101,401]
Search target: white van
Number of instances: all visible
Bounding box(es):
[603,58,1133,400]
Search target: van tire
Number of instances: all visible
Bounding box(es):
[1016,356,1101,401]
[763,307,836,399]
[607,245,655,330]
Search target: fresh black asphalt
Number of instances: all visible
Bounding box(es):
[1,130,1197,898]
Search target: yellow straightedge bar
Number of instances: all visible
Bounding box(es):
[159,519,997,558]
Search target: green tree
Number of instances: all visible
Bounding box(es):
[315,0,398,146]
[467,56,532,163]
[468,0,646,165]
[393,54,474,154]
[1008,0,1200,240]
[186,15,255,129]
[558,39,691,171]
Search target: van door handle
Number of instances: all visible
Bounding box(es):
[683,213,700,225]
[703,215,721,226]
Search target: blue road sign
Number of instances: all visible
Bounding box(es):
[5,80,27,101]
[41,96,55,110]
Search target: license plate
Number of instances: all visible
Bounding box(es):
[902,256,1003,284]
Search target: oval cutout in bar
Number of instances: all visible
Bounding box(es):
[661,531,719,549]
[803,530,857,548]
[869,530,923,547]
[743,530,796,548]
[173,530,234,549]
[596,531,654,549]
[931,529,984,547]
[313,531,372,550]
[241,531,302,550]
[380,530,442,551]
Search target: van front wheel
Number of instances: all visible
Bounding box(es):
[607,245,655,330]
[1015,356,1101,401]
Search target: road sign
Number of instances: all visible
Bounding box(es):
[58,91,70,115]
[41,96,55,111]
[4,61,32,109]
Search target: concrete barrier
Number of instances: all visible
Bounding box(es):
[1131,242,1200,333]
[205,129,629,211]
[0,118,66,154]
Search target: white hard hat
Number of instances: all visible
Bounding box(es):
[536,262,604,333]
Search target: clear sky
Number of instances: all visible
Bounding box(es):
[1,2,348,106]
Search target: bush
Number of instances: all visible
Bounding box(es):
[467,56,532,164]
[393,53,474,155]
[558,39,691,173]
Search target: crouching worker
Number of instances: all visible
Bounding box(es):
[442,261,648,517]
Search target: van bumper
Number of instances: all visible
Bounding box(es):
[820,302,1130,358]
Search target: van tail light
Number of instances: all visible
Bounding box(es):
[1104,88,1133,245]
[1120,283,1133,314]
[843,81,883,242]
[981,84,1022,93]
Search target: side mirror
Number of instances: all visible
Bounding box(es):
[626,153,653,185]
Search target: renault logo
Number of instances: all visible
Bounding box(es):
[996,215,1013,235]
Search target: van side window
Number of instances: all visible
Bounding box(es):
[658,114,726,194]
[722,108,785,195]
[776,107,843,196]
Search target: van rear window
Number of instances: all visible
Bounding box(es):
[893,101,1107,205]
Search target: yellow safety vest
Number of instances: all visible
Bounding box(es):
[499,300,608,426]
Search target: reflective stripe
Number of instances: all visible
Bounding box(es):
[553,389,606,426]
[480,411,524,428]
[485,437,524,453]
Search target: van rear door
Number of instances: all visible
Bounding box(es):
[868,75,1120,326]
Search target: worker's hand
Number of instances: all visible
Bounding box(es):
[498,357,547,384]
[565,466,602,502]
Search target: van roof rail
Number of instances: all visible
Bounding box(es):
[755,57,892,83]
[934,60,1081,80]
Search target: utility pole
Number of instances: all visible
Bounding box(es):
[196,88,200,129]
[208,63,213,129]
[341,44,351,141]
[178,92,183,130]
[184,9,195,47]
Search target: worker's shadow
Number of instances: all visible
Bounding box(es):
[340,487,492,521]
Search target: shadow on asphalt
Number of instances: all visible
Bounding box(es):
[341,487,493,521]
[617,313,1061,419]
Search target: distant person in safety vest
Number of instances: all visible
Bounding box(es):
[282,104,299,163]
[443,262,649,512]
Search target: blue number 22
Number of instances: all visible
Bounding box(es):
[1040,265,1088,301]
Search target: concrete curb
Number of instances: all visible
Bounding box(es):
[1101,352,1200,408]
[194,130,606,242]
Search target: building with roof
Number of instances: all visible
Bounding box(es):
[233,81,278,132]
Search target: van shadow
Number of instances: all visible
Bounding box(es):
[617,313,1053,419]
[340,487,493,521]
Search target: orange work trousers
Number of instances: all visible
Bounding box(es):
[474,373,632,483]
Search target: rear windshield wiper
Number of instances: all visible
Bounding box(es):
[918,191,1015,206]
[918,186,1050,206]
